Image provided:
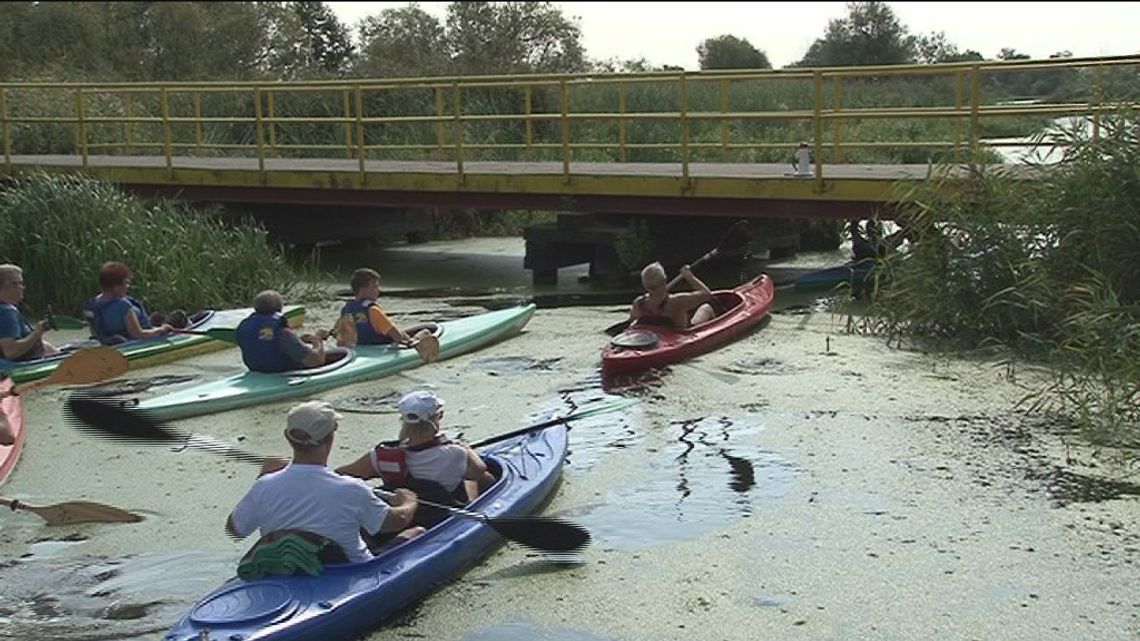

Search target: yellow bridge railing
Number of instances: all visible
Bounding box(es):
[1,54,1138,193]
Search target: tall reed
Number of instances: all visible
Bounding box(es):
[0,173,308,318]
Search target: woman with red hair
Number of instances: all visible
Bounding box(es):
[83,262,173,344]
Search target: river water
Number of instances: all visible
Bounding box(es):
[1,238,1137,641]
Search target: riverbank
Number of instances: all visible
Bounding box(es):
[0,240,1137,641]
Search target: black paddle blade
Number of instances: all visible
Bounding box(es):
[64,394,180,444]
[717,220,754,255]
[486,516,592,553]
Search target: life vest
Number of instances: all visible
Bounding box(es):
[339,298,392,345]
[634,294,676,328]
[83,295,151,345]
[0,303,42,361]
[235,312,294,373]
[372,436,468,509]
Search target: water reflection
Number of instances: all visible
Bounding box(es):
[569,416,797,549]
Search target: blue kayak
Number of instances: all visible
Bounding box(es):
[793,259,875,289]
[163,423,569,641]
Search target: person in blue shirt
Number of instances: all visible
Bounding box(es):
[0,264,59,362]
[236,290,326,373]
[83,262,173,345]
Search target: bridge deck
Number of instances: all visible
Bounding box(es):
[3,154,1040,216]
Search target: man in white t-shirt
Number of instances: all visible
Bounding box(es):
[226,400,422,563]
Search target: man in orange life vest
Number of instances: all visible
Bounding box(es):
[336,390,495,527]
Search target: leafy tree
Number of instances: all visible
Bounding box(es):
[445,1,586,75]
[263,1,354,78]
[796,1,916,67]
[915,31,983,64]
[355,4,449,78]
[696,35,771,70]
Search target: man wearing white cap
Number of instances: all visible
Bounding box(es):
[337,390,495,527]
[226,400,422,563]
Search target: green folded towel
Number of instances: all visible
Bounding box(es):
[237,533,326,581]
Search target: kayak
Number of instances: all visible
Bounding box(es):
[0,377,25,487]
[602,274,774,378]
[164,422,568,641]
[134,304,536,421]
[0,305,306,384]
[793,259,874,290]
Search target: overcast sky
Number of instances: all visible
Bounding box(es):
[327,1,1140,69]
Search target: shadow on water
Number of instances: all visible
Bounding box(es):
[0,551,234,641]
[566,416,798,550]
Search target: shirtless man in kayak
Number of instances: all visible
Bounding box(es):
[628,262,716,328]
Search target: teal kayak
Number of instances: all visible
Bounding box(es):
[133,304,536,421]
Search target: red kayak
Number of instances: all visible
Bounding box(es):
[602,274,775,377]
[0,377,26,487]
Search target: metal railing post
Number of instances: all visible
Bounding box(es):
[618,83,627,162]
[453,82,465,183]
[831,77,844,162]
[76,88,89,168]
[266,90,277,157]
[524,85,533,161]
[253,87,265,174]
[969,65,982,158]
[720,78,729,161]
[342,89,353,158]
[812,70,824,191]
[1093,65,1104,142]
[434,86,445,160]
[161,87,173,175]
[1,88,10,169]
[122,93,134,155]
[680,73,690,185]
[193,91,203,153]
[954,70,964,163]
[559,79,569,184]
[354,85,365,177]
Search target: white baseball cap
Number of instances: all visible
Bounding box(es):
[397,390,444,426]
[284,401,343,446]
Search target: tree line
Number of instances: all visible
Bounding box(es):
[0,1,1085,94]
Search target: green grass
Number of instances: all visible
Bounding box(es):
[0,173,323,318]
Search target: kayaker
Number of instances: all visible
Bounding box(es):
[0,412,13,446]
[82,261,174,344]
[336,390,495,527]
[335,268,435,348]
[0,263,60,362]
[628,262,716,328]
[226,401,424,564]
[236,290,326,373]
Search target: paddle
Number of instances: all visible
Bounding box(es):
[0,496,142,525]
[333,317,440,364]
[62,395,612,553]
[8,346,130,396]
[470,396,639,448]
[603,220,753,337]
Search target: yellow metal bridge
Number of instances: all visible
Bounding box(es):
[1,54,1137,219]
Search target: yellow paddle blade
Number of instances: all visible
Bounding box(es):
[414,334,440,363]
[47,347,130,385]
[1,497,142,525]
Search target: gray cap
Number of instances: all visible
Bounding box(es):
[284,401,343,446]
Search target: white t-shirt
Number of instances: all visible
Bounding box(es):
[371,442,469,492]
[229,464,389,563]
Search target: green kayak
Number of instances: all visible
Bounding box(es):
[132,304,536,421]
[2,305,305,384]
